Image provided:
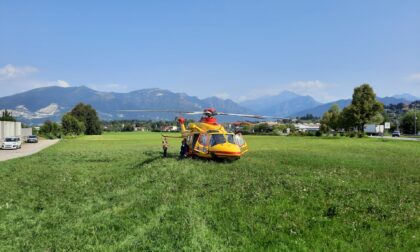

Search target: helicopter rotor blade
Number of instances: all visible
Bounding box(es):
[216,112,290,120]
[117,109,204,115]
[117,109,291,120]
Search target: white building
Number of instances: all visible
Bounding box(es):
[294,123,321,132]
[0,121,22,140]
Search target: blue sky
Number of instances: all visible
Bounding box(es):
[1,0,419,102]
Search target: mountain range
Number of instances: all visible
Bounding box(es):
[0,86,250,123]
[292,96,414,117]
[0,86,417,123]
[239,91,321,117]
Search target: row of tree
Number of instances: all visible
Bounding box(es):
[38,103,102,138]
[320,84,385,132]
[320,84,420,134]
[0,110,16,122]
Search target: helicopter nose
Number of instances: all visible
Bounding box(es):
[211,143,242,158]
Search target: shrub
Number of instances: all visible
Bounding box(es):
[39,120,61,139]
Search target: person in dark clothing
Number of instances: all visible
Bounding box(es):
[162,137,169,157]
[180,138,189,158]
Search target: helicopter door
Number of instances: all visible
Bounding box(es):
[191,134,199,150]
[194,133,210,154]
[234,133,248,153]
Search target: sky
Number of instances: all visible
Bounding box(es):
[0,0,419,102]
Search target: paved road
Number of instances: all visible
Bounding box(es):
[0,139,60,162]
[369,136,420,141]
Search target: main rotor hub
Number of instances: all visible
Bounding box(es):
[203,108,216,117]
[201,108,218,124]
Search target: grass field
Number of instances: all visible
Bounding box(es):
[0,132,419,251]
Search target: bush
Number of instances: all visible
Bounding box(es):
[62,113,85,136]
[122,124,135,132]
[349,132,356,138]
[306,131,315,136]
[315,131,322,137]
[39,120,61,139]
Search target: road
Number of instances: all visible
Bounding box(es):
[0,139,60,162]
[369,136,420,141]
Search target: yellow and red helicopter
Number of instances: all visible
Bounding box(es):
[120,108,284,160]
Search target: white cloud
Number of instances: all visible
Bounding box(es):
[288,80,328,91]
[0,64,78,97]
[214,92,230,100]
[407,72,420,82]
[0,64,38,80]
[33,80,71,88]
[56,80,70,87]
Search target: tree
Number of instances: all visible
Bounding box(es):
[400,111,420,134]
[338,105,357,131]
[121,123,135,132]
[254,123,272,133]
[368,113,384,124]
[70,103,102,135]
[320,104,340,133]
[39,120,61,139]
[62,113,85,135]
[0,109,16,122]
[299,114,318,121]
[350,84,384,131]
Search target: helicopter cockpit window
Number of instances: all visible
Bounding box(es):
[227,134,235,144]
[199,134,209,146]
[210,134,226,146]
[234,133,245,146]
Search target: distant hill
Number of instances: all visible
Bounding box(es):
[239,91,321,117]
[293,97,410,117]
[0,86,251,124]
[1,86,417,123]
[392,93,419,102]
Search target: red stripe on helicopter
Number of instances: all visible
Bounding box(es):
[214,151,241,155]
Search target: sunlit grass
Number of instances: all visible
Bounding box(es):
[0,132,419,251]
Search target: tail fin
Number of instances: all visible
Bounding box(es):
[178,117,188,137]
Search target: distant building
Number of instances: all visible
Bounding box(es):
[161,125,178,132]
[257,121,278,126]
[0,121,34,140]
[134,126,148,132]
[294,123,320,132]
[0,121,22,140]
[21,128,33,140]
[225,121,255,132]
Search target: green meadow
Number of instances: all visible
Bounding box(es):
[0,132,419,251]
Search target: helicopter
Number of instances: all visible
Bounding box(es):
[119,108,286,160]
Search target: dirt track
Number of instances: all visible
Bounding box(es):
[0,139,60,162]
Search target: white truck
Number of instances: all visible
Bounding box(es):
[364,124,384,136]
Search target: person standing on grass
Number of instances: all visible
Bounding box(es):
[162,137,169,157]
[180,138,189,158]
